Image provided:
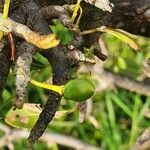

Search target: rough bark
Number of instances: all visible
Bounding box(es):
[0,40,11,99]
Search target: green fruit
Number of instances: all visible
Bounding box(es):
[63,78,95,102]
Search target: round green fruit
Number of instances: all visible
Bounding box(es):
[63,78,95,102]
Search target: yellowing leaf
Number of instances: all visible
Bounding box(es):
[5,103,76,129]
[100,26,140,51]
[5,103,41,129]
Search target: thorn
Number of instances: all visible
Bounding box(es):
[94,49,108,61]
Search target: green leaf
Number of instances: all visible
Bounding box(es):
[32,53,50,65]
[50,19,74,45]
[2,89,11,100]
[117,57,127,69]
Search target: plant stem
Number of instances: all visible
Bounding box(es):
[30,79,63,95]
[3,0,10,18]
[0,0,10,40]
[71,0,82,22]
[75,6,83,29]
[81,26,139,51]
[81,28,101,35]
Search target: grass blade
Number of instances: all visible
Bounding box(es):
[129,94,141,147]
[109,93,132,118]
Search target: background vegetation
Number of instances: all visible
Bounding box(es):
[0,33,150,150]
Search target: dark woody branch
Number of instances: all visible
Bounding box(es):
[83,59,150,96]
[0,39,11,99]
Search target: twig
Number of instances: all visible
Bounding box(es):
[14,42,34,109]
[28,92,62,146]
[142,59,150,78]
[0,123,99,150]
[103,70,150,96]
[79,58,150,96]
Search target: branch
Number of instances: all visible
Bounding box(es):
[103,71,150,96]
[23,3,82,146]
[79,58,150,96]
[0,123,99,150]
[0,39,11,99]
[28,92,61,146]
[13,42,35,109]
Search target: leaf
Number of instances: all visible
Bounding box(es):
[2,89,11,100]
[100,26,140,51]
[117,57,127,69]
[5,103,75,129]
[5,103,41,129]
[31,53,52,82]
[32,53,50,65]
[50,19,74,45]
[109,93,132,118]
